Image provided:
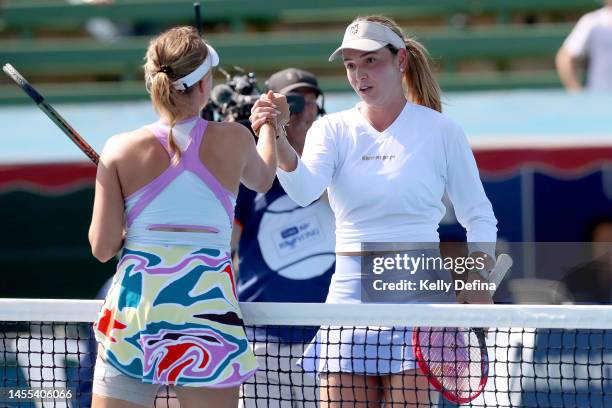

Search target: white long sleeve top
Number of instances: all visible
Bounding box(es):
[277,102,497,255]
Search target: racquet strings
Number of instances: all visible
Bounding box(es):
[417,326,486,401]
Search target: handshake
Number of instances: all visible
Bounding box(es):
[250,91,291,138]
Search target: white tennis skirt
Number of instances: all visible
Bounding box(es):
[299,254,456,376]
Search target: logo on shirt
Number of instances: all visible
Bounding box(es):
[276,216,323,253]
[281,226,299,239]
[257,195,336,280]
[362,154,396,161]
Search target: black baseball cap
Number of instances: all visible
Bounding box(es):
[265,68,322,96]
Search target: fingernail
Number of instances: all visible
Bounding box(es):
[275,110,281,114]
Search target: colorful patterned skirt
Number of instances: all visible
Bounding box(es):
[93,244,257,387]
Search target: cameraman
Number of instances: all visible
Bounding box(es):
[233,68,335,408]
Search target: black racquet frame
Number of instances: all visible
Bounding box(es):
[2,64,100,165]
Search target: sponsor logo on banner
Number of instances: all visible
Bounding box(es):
[275,215,323,255]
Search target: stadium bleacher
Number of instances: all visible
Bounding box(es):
[1,0,598,33]
[0,0,599,103]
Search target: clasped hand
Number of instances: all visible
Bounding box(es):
[249,90,290,136]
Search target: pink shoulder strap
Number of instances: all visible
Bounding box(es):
[125,119,235,227]
[182,119,235,221]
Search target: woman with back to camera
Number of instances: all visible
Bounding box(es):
[88,26,288,408]
[250,15,497,407]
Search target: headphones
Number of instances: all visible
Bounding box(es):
[285,92,326,116]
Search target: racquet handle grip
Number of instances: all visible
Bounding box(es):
[3,64,44,104]
[488,253,513,294]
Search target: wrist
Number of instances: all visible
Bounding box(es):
[255,119,276,138]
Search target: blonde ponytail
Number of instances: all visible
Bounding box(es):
[167,123,180,166]
[148,68,181,164]
[144,26,211,165]
[403,37,442,113]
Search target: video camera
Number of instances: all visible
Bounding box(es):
[202,66,321,125]
[201,67,260,124]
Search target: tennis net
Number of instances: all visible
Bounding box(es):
[1,299,611,407]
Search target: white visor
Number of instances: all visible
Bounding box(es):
[172,43,219,90]
[328,21,405,62]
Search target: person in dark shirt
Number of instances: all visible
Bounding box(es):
[233,68,334,408]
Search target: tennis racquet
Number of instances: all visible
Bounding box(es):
[194,2,202,34]
[412,253,513,403]
[2,63,100,165]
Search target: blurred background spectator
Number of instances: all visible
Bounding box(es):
[556,0,612,91]
[562,217,612,303]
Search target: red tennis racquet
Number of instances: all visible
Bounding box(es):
[412,254,513,403]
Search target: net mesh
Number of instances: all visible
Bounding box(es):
[1,300,611,407]
[414,327,487,403]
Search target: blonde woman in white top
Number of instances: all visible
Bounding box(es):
[250,15,497,408]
